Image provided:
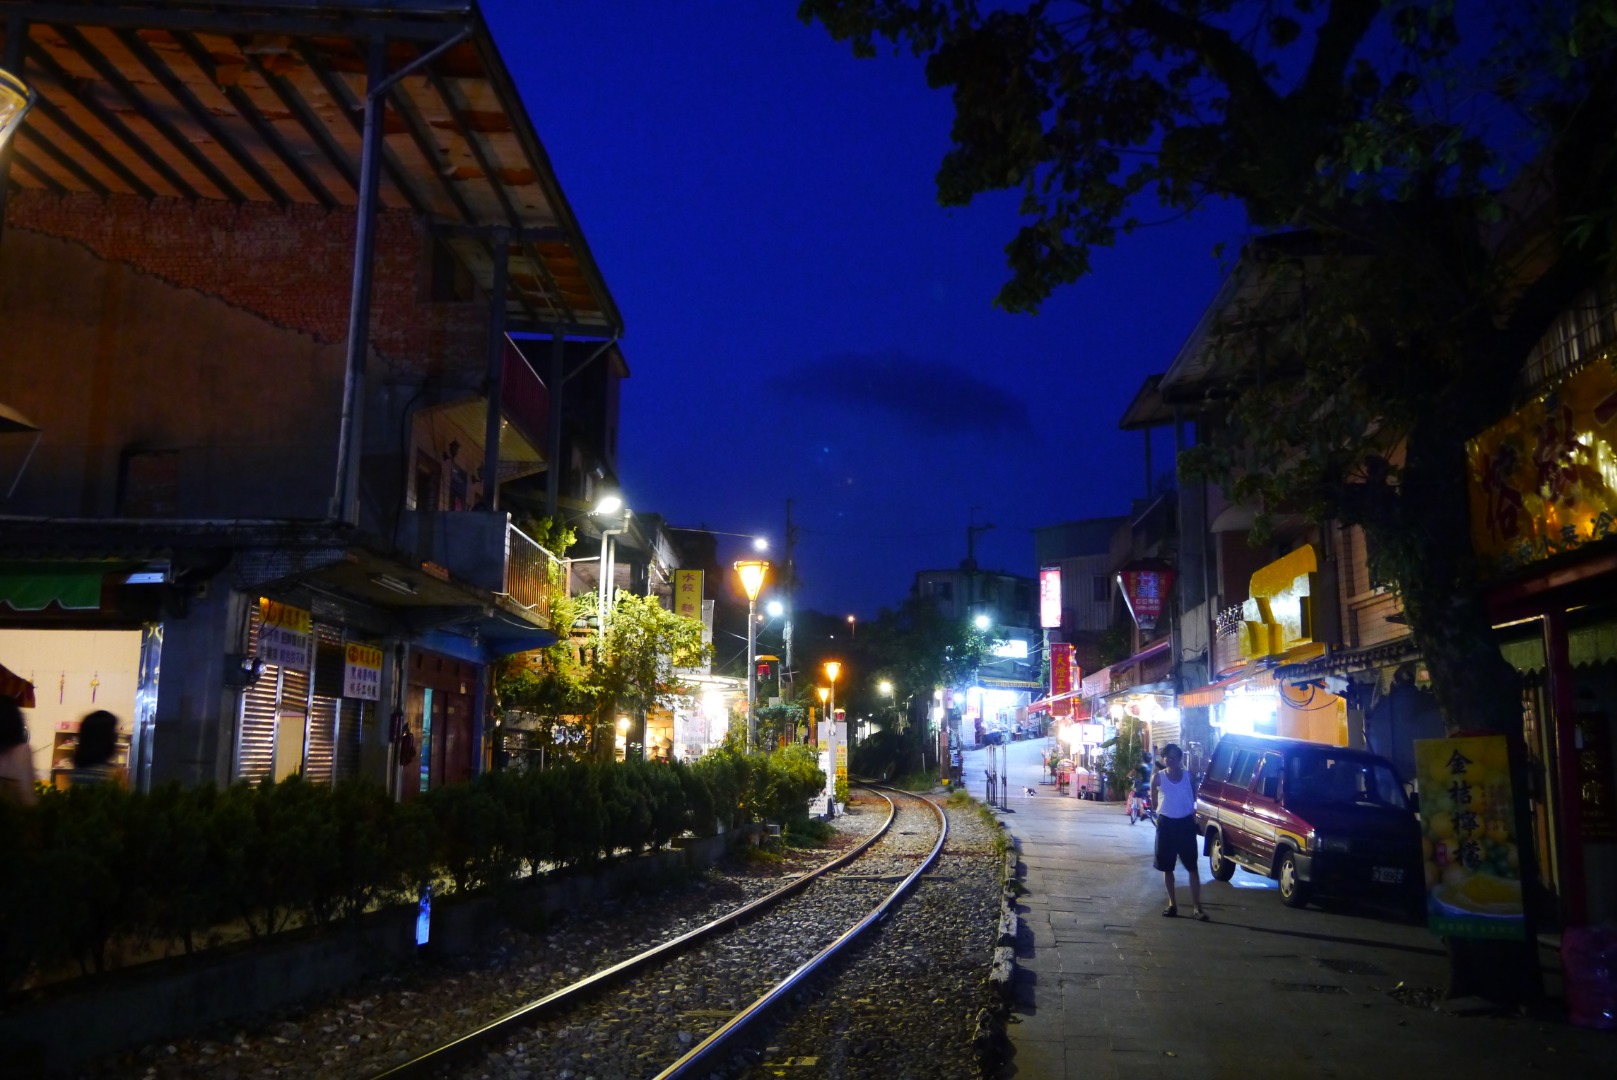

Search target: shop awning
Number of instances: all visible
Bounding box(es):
[1178,666,1280,707]
[0,560,133,611]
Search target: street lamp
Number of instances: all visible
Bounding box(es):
[823,660,841,728]
[847,614,856,637]
[593,494,630,655]
[734,559,770,751]
[817,686,830,734]
[1,67,35,152]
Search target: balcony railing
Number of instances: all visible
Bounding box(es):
[395,511,560,628]
[504,522,559,617]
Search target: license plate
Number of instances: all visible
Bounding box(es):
[1372,866,1403,884]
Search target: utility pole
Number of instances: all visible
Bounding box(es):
[965,511,995,616]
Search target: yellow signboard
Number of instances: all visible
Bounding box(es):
[1468,357,1617,574]
[1240,545,1320,659]
[673,569,703,621]
[1413,735,1525,939]
[258,597,311,671]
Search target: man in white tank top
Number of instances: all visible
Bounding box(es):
[1150,743,1208,920]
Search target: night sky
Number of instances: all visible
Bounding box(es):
[490,2,1247,618]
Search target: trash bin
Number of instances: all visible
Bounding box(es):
[1563,924,1617,1031]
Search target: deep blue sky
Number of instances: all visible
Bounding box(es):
[489,2,1247,618]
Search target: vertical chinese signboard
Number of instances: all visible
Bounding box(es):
[1049,642,1074,717]
[258,598,311,670]
[1118,561,1174,633]
[1039,566,1062,629]
[1414,735,1526,939]
[344,643,383,700]
[673,569,703,621]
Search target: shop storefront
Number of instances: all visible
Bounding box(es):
[0,560,168,792]
[1467,341,1617,928]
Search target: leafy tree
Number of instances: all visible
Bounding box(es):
[587,591,710,760]
[801,0,1617,1004]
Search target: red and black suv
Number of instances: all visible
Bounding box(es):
[1195,733,1424,915]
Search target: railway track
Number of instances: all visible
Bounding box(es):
[372,785,947,1080]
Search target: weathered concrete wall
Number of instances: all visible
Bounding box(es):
[0,192,487,521]
[0,826,758,1075]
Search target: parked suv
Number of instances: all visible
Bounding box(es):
[1195,733,1423,914]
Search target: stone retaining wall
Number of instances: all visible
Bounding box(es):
[0,827,756,1074]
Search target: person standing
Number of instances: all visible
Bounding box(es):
[1151,743,1208,920]
[0,696,36,806]
[69,710,125,788]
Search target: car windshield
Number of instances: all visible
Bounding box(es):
[1284,751,1407,809]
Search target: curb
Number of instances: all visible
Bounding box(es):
[975,827,1021,1075]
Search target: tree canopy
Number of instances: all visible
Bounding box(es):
[801,0,1617,1003]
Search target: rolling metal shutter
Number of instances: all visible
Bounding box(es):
[237,610,277,785]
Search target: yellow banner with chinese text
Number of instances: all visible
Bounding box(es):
[1468,358,1617,575]
[1413,735,1525,939]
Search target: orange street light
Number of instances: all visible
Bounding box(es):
[823,660,841,728]
[734,560,770,750]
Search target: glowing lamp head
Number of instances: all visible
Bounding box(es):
[817,686,830,705]
[823,660,841,683]
[974,613,991,631]
[0,67,35,151]
[752,536,769,551]
[593,493,623,516]
[766,599,784,618]
[878,680,893,697]
[733,559,769,601]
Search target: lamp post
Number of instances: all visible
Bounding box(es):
[847,614,856,638]
[816,686,830,743]
[593,494,630,657]
[823,660,841,728]
[734,559,769,751]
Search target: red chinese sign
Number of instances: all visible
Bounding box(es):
[1118,561,1175,633]
[1049,642,1074,717]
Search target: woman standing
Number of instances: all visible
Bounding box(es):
[0,696,36,806]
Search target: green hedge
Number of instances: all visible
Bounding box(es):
[0,747,823,994]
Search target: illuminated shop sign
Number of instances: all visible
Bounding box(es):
[1039,566,1062,628]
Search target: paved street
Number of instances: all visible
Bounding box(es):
[961,736,1617,1079]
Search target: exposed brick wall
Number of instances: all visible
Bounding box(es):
[3,191,487,376]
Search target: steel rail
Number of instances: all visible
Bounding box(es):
[370,788,899,1080]
[653,787,950,1080]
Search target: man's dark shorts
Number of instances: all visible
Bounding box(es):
[1154,814,1199,872]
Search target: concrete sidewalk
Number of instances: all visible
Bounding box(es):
[962,736,1617,1079]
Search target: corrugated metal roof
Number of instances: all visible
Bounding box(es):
[0,0,619,336]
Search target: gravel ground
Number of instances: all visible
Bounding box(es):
[67,788,1011,1080]
[726,793,1007,1080]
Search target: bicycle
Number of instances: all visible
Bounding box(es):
[1127,785,1156,826]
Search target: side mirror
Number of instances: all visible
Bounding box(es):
[1407,791,1421,815]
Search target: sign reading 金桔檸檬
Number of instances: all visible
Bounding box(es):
[344,642,383,700]
[258,598,311,671]
[1414,735,1525,939]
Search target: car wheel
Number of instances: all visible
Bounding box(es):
[1277,850,1310,908]
[1208,831,1237,881]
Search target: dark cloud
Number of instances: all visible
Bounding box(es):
[768,352,1034,439]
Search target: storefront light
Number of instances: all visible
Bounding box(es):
[1,66,35,151]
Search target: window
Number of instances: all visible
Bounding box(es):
[932,581,954,601]
[1252,752,1283,798]
[1228,748,1262,790]
[1092,575,1109,603]
[1206,739,1236,781]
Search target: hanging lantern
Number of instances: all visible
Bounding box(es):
[1117,559,1176,633]
[0,65,35,151]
